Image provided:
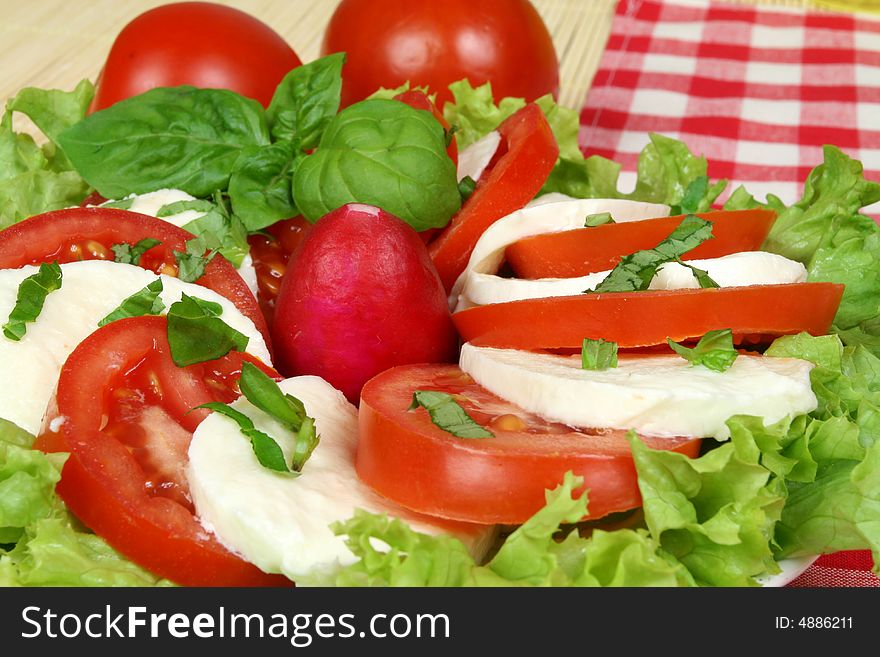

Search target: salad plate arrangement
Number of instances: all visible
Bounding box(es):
[0,1,878,588]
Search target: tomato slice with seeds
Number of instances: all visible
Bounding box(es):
[452,283,845,351]
[357,363,702,525]
[34,316,286,587]
[505,209,777,279]
[0,207,269,345]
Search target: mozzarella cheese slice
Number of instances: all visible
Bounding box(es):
[461,251,808,307]
[102,189,259,297]
[187,376,497,585]
[459,343,817,440]
[0,260,271,435]
[456,130,501,183]
[450,197,671,309]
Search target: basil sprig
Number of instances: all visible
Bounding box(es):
[409,390,493,439]
[198,402,291,473]
[112,238,161,266]
[585,212,614,227]
[581,338,618,371]
[2,262,62,341]
[98,279,165,327]
[667,329,738,372]
[589,215,714,293]
[166,293,248,366]
[177,191,249,269]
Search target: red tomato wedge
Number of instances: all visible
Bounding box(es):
[453,283,844,350]
[428,103,558,291]
[506,209,777,279]
[0,207,269,345]
[34,316,287,587]
[357,364,702,525]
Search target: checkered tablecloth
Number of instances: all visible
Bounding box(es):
[579,0,879,587]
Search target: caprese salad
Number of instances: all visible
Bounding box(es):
[1,15,879,588]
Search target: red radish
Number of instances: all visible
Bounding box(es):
[272,204,458,402]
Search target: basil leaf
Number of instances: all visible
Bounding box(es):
[156,199,214,217]
[228,141,302,231]
[57,86,270,198]
[585,212,614,227]
[98,279,165,327]
[589,215,714,293]
[581,338,618,370]
[166,293,249,366]
[667,329,738,372]
[408,390,493,439]
[458,175,477,202]
[180,193,249,268]
[112,238,161,266]
[173,239,217,283]
[197,402,290,473]
[101,198,134,210]
[293,99,461,231]
[677,259,719,289]
[267,53,344,149]
[3,262,63,341]
[668,175,709,215]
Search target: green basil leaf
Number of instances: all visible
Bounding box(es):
[458,175,477,202]
[101,197,135,210]
[675,258,719,289]
[668,175,709,215]
[228,141,302,231]
[408,390,493,439]
[293,99,460,231]
[667,329,738,372]
[2,262,63,341]
[156,199,214,217]
[166,293,248,366]
[197,402,290,473]
[585,212,614,227]
[98,279,165,327]
[267,53,345,149]
[57,86,270,198]
[173,239,217,283]
[581,338,618,370]
[180,193,249,268]
[589,215,714,293]
[111,238,161,266]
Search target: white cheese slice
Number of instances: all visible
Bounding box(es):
[187,376,497,586]
[450,197,670,309]
[456,130,501,183]
[459,343,817,440]
[0,260,271,435]
[461,251,808,307]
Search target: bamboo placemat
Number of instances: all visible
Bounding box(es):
[2,0,866,122]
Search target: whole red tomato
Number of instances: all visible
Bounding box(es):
[321,0,559,107]
[91,2,302,111]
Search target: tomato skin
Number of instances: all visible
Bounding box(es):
[453,283,845,351]
[429,103,559,291]
[91,2,302,111]
[0,207,269,346]
[506,209,778,279]
[322,0,559,108]
[34,317,286,587]
[357,364,702,524]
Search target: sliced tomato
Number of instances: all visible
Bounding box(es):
[453,283,844,350]
[34,316,286,587]
[506,209,777,279]
[394,89,458,165]
[357,364,702,524]
[0,207,269,344]
[428,103,558,291]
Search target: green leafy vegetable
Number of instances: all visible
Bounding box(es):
[179,192,249,268]
[589,215,713,293]
[166,293,248,366]
[173,239,217,283]
[667,329,738,372]
[156,199,214,217]
[585,212,614,227]
[668,175,710,215]
[2,262,63,341]
[198,402,290,473]
[293,99,461,231]
[228,141,302,231]
[57,86,270,198]
[111,238,161,266]
[100,197,135,210]
[581,338,618,370]
[458,175,477,202]
[408,390,493,439]
[679,260,719,289]
[98,279,165,327]
[442,80,526,150]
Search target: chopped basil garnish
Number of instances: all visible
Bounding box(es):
[585,212,614,227]
[581,338,618,370]
[678,259,719,289]
[112,238,161,266]
[588,215,714,293]
[100,197,134,210]
[458,175,477,202]
[156,198,214,217]
[668,175,709,215]
[166,293,248,366]
[173,239,217,283]
[179,192,249,268]
[98,279,165,327]
[2,262,62,341]
[198,402,291,473]
[667,329,738,372]
[409,390,493,439]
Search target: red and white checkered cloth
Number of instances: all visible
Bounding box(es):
[578,0,879,587]
[580,0,880,211]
